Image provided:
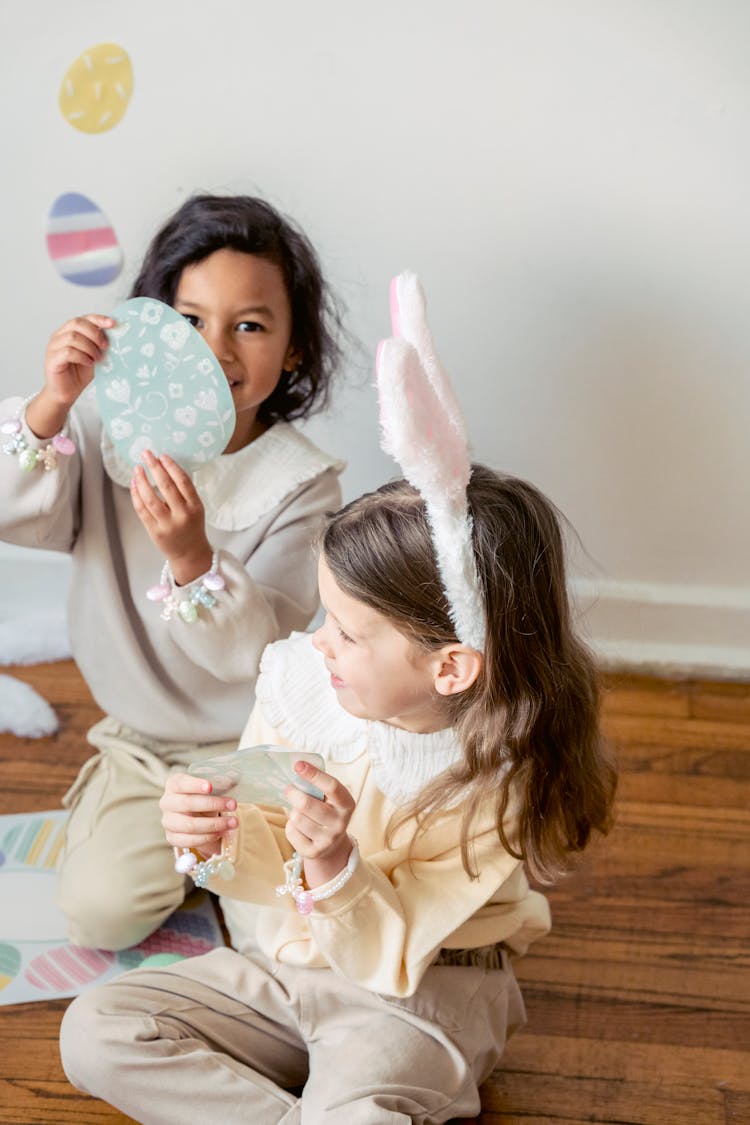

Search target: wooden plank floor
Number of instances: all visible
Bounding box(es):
[0,662,748,1124]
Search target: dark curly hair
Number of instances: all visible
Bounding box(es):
[129,194,343,424]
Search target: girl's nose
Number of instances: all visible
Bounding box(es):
[204,326,234,362]
[312,623,330,656]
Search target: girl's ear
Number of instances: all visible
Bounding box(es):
[283,343,302,373]
[433,645,483,697]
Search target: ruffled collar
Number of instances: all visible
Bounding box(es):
[256,632,463,807]
[101,420,344,531]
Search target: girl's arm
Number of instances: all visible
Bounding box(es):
[0,316,113,552]
[0,394,83,552]
[306,826,546,997]
[139,466,341,682]
[130,451,213,584]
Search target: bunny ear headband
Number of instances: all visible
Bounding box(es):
[376,271,486,652]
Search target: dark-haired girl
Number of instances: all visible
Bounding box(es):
[0,194,346,950]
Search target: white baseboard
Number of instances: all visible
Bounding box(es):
[572,578,750,681]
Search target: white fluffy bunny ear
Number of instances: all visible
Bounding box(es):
[377,272,486,652]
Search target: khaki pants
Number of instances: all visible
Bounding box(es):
[60,946,526,1124]
[57,716,237,951]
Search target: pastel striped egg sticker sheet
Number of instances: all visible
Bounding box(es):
[46,192,123,287]
[0,808,225,1004]
[95,297,236,469]
[59,43,133,134]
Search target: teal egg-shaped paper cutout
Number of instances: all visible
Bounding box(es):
[94,298,236,469]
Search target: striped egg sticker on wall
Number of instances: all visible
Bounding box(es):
[59,43,133,134]
[46,192,123,287]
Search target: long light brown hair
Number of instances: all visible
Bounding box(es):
[321,466,616,882]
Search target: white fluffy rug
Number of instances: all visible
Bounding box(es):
[0,674,59,737]
[0,612,71,738]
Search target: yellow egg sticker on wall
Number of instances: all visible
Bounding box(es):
[58,43,133,134]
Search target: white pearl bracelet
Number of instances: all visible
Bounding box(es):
[275,839,360,915]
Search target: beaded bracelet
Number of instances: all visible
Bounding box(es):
[147,550,225,623]
[275,839,360,916]
[1,396,76,471]
[173,834,237,889]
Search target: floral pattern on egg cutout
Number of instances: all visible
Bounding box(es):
[46,192,123,287]
[58,43,133,134]
[94,298,236,470]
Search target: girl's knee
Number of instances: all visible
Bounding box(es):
[60,987,118,1091]
[57,858,183,951]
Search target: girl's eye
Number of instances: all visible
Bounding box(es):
[337,625,354,644]
[236,320,264,333]
[181,313,201,328]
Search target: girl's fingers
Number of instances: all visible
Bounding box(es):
[156,453,200,505]
[48,339,102,369]
[84,314,116,329]
[140,450,182,505]
[167,830,226,850]
[161,773,237,810]
[286,808,337,846]
[140,452,202,517]
[285,820,314,851]
[165,812,238,836]
[161,795,237,817]
[289,762,354,815]
[130,463,167,518]
[50,318,112,355]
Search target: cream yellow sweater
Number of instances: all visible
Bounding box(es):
[218,633,551,998]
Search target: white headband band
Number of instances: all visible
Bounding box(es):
[376,272,486,652]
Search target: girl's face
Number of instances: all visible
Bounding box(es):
[312,556,450,734]
[174,248,299,452]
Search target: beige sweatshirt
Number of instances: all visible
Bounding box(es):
[217,633,551,998]
[0,393,343,743]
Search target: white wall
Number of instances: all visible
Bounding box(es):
[1,0,748,677]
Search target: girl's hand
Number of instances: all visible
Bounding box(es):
[160,772,238,857]
[130,451,213,584]
[45,314,114,404]
[28,315,115,439]
[285,761,356,888]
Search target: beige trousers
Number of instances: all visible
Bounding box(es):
[60,946,526,1124]
[57,716,237,951]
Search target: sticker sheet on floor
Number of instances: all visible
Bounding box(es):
[0,808,225,1005]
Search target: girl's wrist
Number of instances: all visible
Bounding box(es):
[168,546,214,587]
[303,839,356,890]
[276,839,360,915]
[25,389,72,440]
[147,550,226,624]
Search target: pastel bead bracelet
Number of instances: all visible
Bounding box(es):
[147,551,225,623]
[1,398,76,471]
